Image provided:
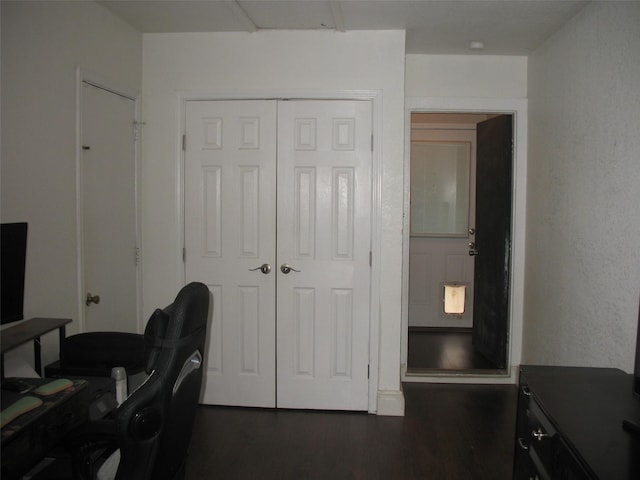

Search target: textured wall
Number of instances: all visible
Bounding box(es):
[524,2,640,371]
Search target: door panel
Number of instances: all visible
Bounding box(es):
[472,115,513,369]
[185,100,277,407]
[82,83,138,333]
[276,100,371,411]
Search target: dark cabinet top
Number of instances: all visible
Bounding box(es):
[520,365,640,480]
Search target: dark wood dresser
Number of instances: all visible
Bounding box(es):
[514,365,640,479]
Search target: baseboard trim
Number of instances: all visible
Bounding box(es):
[376,389,405,416]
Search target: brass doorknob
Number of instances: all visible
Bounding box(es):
[86,293,101,306]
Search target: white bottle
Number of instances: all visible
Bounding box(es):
[111,366,128,405]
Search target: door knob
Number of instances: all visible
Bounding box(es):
[86,293,101,306]
[531,428,550,442]
[468,242,478,256]
[249,264,271,274]
[280,264,301,274]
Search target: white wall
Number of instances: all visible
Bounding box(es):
[406,55,527,98]
[1,1,141,369]
[141,30,406,412]
[524,2,640,371]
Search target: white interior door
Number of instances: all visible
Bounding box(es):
[408,126,476,329]
[276,100,371,410]
[184,99,371,411]
[185,100,277,407]
[81,82,139,333]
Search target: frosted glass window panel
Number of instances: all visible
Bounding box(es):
[410,142,471,236]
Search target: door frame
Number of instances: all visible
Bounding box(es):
[176,89,383,413]
[75,67,143,334]
[401,97,527,384]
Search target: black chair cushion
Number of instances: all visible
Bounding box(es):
[61,332,145,371]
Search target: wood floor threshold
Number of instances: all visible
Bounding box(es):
[408,326,472,334]
[404,367,508,377]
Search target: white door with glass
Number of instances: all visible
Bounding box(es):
[81,82,139,333]
[409,125,476,329]
[184,99,371,411]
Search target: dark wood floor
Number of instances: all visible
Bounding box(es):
[185,382,518,479]
[407,329,500,372]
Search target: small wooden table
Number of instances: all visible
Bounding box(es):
[1,318,71,377]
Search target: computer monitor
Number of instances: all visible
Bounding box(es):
[1,222,28,325]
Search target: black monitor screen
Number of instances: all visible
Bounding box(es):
[1,222,28,324]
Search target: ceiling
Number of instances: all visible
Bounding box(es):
[99,0,589,55]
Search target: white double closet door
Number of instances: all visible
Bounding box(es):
[184,99,372,411]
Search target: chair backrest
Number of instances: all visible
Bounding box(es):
[113,282,210,480]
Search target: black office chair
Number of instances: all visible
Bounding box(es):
[65,282,210,480]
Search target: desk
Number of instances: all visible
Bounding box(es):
[1,318,71,377]
[1,378,90,480]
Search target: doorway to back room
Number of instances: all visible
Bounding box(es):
[406,112,513,374]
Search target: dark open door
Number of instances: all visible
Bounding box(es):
[472,115,513,369]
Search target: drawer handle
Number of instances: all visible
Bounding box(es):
[532,428,550,441]
[517,437,529,450]
[521,385,531,397]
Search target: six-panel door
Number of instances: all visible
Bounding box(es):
[276,100,372,411]
[185,100,278,407]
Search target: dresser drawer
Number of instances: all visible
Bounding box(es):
[527,398,557,479]
[514,367,618,480]
[552,437,595,480]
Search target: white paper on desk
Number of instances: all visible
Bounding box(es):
[3,352,40,378]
